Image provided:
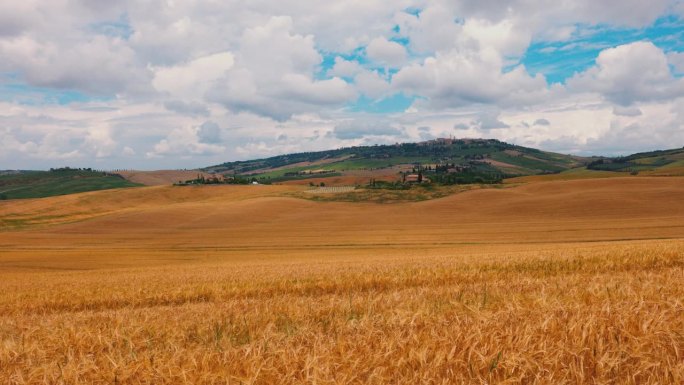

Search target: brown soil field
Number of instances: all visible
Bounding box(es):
[505,170,625,184]
[0,177,683,384]
[116,170,219,186]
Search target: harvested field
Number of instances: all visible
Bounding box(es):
[0,177,683,384]
[305,186,356,194]
[116,170,219,186]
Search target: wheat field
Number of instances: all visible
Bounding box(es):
[1,177,683,384]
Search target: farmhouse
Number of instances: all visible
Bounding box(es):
[405,174,430,183]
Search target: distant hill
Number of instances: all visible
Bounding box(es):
[586,147,684,175]
[0,168,141,200]
[4,141,683,201]
[204,138,588,184]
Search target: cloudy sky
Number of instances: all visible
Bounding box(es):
[1,1,684,170]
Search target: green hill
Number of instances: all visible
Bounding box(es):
[586,147,684,174]
[0,168,141,200]
[204,138,588,184]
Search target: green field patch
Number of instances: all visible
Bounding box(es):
[206,139,587,179]
[0,169,141,200]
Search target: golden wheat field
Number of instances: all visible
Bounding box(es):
[1,177,683,384]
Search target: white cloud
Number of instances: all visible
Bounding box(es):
[461,18,531,58]
[366,37,407,68]
[0,35,152,96]
[152,52,234,99]
[452,0,670,30]
[395,5,464,54]
[146,123,226,158]
[1,0,683,169]
[393,51,549,109]
[354,70,391,99]
[568,42,684,105]
[206,16,356,121]
[329,57,364,78]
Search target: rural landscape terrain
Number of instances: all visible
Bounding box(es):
[3,0,684,383]
[1,140,683,384]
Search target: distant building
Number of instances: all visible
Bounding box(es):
[405,174,430,183]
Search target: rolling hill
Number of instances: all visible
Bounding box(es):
[0,168,141,200]
[204,138,588,184]
[586,147,684,175]
[2,171,683,383]
[2,177,684,258]
[5,141,684,200]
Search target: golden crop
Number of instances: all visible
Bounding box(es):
[1,177,683,384]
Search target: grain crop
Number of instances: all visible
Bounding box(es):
[1,177,682,384]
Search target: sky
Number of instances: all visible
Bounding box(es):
[1,1,684,170]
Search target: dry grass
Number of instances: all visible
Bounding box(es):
[115,170,219,186]
[1,177,683,384]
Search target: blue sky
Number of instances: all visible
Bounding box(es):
[1,1,684,170]
[523,16,684,84]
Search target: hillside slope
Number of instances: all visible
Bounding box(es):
[2,177,683,255]
[204,138,587,184]
[0,168,140,200]
[1,177,683,384]
[586,147,684,175]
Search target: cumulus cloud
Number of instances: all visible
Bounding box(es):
[395,5,464,54]
[452,0,670,30]
[461,18,531,58]
[147,123,226,158]
[354,70,391,99]
[568,42,684,106]
[329,57,364,78]
[0,35,152,96]
[394,52,548,109]
[207,16,356,121]
[1,0,683,169]
[153,52,234,99]
[366,37,407,68]
[0,107,121,166]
